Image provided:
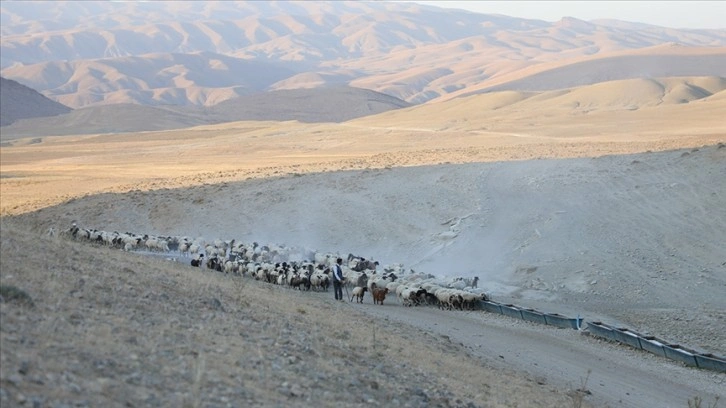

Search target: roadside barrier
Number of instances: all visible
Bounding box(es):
[480,301,502,314]
[500,303,524,319]
[695,353,726,372]
[578,321,723,371]
[543,313,582,330]
[520,308,547,325]
[638,336,667,358]
[612,327,642,350]
[477,299,726,373]
[662,343,699,368]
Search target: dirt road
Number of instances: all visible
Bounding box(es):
[345,299,725,408]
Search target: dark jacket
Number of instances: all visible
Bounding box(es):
[333,264,344,282]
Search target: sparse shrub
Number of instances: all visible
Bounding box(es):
[689,395,720,408]
[0,284,34,307]
[570,368,591,408]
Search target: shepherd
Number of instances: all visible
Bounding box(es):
[332,257,346,301]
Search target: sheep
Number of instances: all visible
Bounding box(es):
[191,254,204,267]
[385,281,401,295]
[121,234,142,252]
[395,284,409,302]
[460,290,484,310]
[60,222,78,239]
[347,254,379,272]
[205,245,218,257]
[310,270,330,291]
[446,276,479,290]
[223,260,238,275]
[447,279,467,290]
[468,287,490,300]
[157,238,170,252]
[367,275,388,293]
[371,285,389,305]
[266,267,280,284]
[165,236,180,252]
[383,262,404,274]
[435,288,454,310]
[350,286,367,303]
[289,273,308,290]
[451,293,465,310]
[61,225,463,308]
[206,256,223,272]
[399,286,428,307]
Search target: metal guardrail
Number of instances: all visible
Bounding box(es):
[584,321,724,372]
[476,299,725,373]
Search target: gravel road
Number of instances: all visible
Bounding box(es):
[346,298,726,408]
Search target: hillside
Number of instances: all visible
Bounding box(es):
[2,136,724,407]
[0,77,72,126]
[443,49,726,100]
[210,86,412,124]
[0,86,411,140]
[0,219,588,408]
[0,104,210,140]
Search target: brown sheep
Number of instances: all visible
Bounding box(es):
[372,286,389,305]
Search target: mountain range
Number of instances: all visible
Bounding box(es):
[1,1,725,137]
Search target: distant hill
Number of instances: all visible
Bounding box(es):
[0,104,210,140]
[0,86,411,139]
[210,86,412,123]
[346,75,726,131]
[1,2,724,108]
[0,77,72,126]
[445,51,726,100]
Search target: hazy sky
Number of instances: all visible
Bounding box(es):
[408,1,726,29]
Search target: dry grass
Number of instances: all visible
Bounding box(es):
[2,108,723,216]
[0,219,584,407]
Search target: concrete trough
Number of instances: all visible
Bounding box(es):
[500,304,524,320]
[663,344,698,367]
[638,336,667,358]
[480,301,503,314]
[520,308,547,325]
[612,327,643,350]
[586,321,619,342]
[544,313,582,330]
[694,353,726,373]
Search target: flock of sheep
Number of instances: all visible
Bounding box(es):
[57,223,489,311]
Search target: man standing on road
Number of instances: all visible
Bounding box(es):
[332,257,345,301]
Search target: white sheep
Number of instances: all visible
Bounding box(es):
[350,286,367,303]
[223,260,237,275]
[385,281,401,294]
[310,271,330,291]
[398,286,417,306]
[434,288,454,310]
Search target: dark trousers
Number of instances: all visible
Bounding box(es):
[333,280,343,300]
